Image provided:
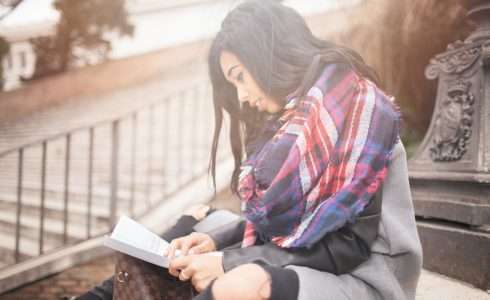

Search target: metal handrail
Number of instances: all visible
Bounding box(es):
[0,98,168,158]
[0,80,222,271]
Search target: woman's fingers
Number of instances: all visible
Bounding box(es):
[191,273,211,292]
[179,233,197,256]
[179,269,191,281]
[189,233,216,254]
[165,238,181,259]
[166,235,196,259]
[168,266,180,278]
[169,256,194,280]
[168,255,185,277]
[165,233,216,269]
[188,240,211,255]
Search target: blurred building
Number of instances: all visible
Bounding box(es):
[0,0,358,91]
[0,0,59,91]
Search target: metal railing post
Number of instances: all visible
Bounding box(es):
[39,142,47,254]
[109,120,120,226]
[63,134,71,244]
[177,91,185,186]
[15,149,24,263]
[162,98,170,197]
[130,113,138,217]
[146,106,155,208]
[86,128,94,238]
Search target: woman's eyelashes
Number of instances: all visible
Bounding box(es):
[236,72,244,83]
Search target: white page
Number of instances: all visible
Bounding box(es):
[110,215,169,256]
[105,215,219,268]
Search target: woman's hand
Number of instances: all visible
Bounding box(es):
[168,254,225,292]
[183,204,211,221]
[164,232,217,259]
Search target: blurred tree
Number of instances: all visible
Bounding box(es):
[324,0,472,142]
[0,0,22,8]
[377,0,472,139]
[0,36,10,90]
[0,0,22,21]
[30,0,134,78]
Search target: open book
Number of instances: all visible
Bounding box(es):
[104,212,238,268]
[103,215,174,268]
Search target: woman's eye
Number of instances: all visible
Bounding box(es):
[236,72,244,83]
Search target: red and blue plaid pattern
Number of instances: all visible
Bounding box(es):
[238,64,400,249]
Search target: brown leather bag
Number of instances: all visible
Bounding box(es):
[113,253,195,300]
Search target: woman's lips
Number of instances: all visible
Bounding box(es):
[246,97,263,110]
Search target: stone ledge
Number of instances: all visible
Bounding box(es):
[417,220,490,290]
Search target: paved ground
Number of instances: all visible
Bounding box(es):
[0,256,115,300]
[417,271,490,300]
[2,255,490,300]
[1,189,489,300]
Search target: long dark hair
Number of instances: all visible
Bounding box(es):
[208,0,379,194]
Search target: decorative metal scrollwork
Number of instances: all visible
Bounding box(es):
[425,43,482,79]
[430,81,475,162]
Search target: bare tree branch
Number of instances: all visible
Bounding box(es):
[0,0,23,21]
[0,0,22,7]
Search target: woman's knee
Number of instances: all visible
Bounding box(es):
[184,204,211,221]
[212,264,271,300]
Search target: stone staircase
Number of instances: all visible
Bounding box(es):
[0,77,230,270]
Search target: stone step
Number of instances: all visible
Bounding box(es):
[0,231,48,259]
[0,150,209,186]
[0,200,109,226]
[0,116,214,163]
[0,191,121,219]
[0,245,31,269]
[0,160,207,268]
[0,173,198,227]
[0,178,189,267]
[0,153,207,186]
[0,172,198,207]
[0,210,107,244]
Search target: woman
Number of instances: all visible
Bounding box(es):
[80,1,422,299]
[167,0,421,299]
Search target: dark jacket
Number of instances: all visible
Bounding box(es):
[207,190,382,275]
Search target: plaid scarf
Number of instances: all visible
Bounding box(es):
[238,64,400,249]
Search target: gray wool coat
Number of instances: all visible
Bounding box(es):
[288,141,423,300]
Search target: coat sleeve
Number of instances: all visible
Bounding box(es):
[207,190,382,274]
[206,218,247,250]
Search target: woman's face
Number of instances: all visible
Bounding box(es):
[219,51,283,114]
